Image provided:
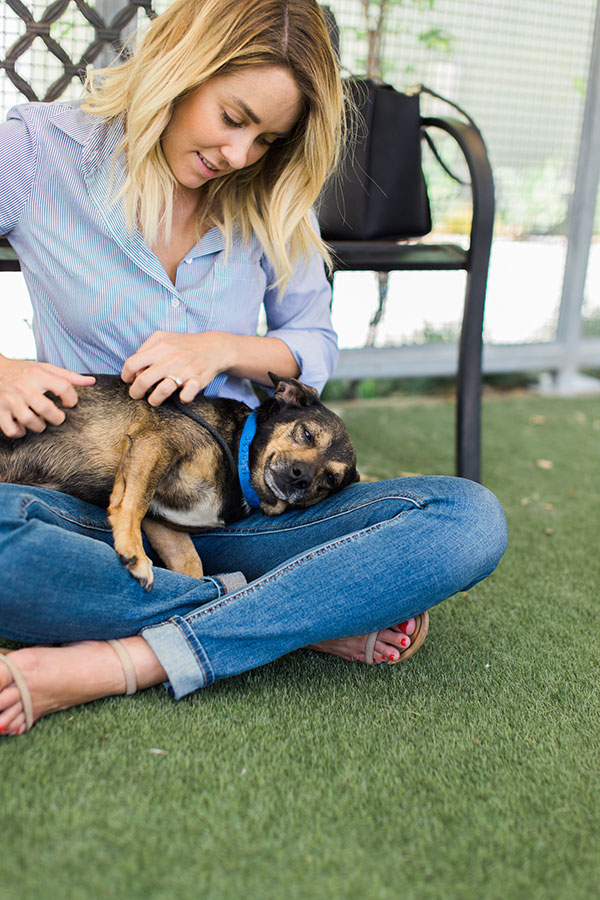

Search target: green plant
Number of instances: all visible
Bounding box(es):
[353,0,451,81]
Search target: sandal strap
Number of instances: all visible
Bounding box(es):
[364,632,377,665]
[107,640,137,695]
[0,653,34,731]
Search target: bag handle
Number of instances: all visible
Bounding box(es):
[338,74,481,187]
[414,83,481,186]
[416,84,480,131]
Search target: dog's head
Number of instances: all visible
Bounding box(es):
[249,374,359,515]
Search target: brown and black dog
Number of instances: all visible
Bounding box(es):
[0,373,358,589]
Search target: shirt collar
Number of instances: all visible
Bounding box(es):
[50,102,124,177]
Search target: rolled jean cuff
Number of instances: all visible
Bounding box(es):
[141,571,246,698]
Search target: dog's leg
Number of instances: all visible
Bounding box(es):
[108,429,180,590]
[141,519,204,579]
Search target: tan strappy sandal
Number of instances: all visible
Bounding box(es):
[364,610,429,665]
[0,640,137,734]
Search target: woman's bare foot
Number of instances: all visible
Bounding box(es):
[0,638,166,736]
[307,618,417,664]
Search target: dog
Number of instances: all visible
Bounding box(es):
[0,373,358,589]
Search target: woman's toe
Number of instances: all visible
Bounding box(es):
[0,682,23,719]
[0,699,25,735]
[392,617,416,636]
[373,630,411,662]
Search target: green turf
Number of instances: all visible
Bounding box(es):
[1,394,599,900]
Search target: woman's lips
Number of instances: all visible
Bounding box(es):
[195,151,221,177]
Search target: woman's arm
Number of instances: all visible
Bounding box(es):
[122,237,336,406]
[121,330,299,406]
[0,108,37,239]
[0,111,97,438]
[261,238,338,395]
[121,214,337,406]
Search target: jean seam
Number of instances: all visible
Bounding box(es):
[204,492,428,537]
[16,490,426,536]
[184,505,417,625]
[19,497,111,532]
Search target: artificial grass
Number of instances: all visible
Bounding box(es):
[1,393,599,900]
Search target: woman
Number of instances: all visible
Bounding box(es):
[0,0,507,735]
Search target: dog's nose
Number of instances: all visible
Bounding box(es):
[287,462,315,491]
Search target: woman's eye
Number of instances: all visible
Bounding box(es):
[222,112,281,149]
[260,135,285,148]
[223,111,242,128]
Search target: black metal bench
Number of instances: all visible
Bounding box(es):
[321,114,494,482]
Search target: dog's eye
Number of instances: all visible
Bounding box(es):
[302,427,313,444]
[325,472,337,488]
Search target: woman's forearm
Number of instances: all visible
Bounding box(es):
[221,334,300,385]
[121,330,301,405]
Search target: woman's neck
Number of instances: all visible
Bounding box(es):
[152,189,210,284]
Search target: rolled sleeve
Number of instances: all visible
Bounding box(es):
[262,231,338,394]
[0,106,38,235]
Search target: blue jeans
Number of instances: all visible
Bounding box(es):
[0,477,507,698]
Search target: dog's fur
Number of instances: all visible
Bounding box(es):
[0,373,358,589]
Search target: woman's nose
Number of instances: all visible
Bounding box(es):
[221,134,254,170]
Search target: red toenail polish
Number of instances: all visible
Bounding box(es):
[400,638,408,647]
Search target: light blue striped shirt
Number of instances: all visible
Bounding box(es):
[0,102,338,405]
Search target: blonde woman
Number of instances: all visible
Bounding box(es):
[0,0,507,735]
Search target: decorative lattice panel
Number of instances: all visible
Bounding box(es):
[1,0,156,102]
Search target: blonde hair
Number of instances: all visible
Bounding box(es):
[83,0,344,290]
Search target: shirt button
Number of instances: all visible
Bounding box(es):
[170,296,180,308]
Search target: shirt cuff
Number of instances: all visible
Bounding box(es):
[266,329,339,393]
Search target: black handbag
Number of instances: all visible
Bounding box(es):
[317,78,432,241]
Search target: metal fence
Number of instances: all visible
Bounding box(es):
[2,0,600,390]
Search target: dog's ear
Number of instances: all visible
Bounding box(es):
[268,373,320,408]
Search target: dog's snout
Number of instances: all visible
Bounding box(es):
[288,462,314,490]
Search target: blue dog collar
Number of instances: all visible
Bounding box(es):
[238,411,261,509]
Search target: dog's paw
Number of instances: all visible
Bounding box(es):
[117,551,155,591]
[260,499,287,516]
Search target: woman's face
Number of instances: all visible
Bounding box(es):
[161,66,303,194]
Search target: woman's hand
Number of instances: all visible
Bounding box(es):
[0,358,96,438]
[121,331,231,406]
[122,330,299,407]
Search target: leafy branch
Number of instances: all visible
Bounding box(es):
[358,0,446,80]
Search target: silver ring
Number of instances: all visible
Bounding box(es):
[165,374,183,388]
